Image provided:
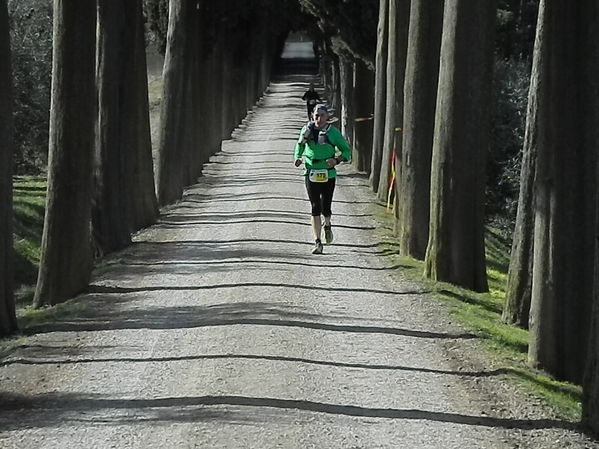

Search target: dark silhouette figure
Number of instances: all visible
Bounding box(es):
[302,83,321,119]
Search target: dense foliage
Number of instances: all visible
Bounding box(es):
[487,57,532,230]
[8,0,52,175]
[488,0,538,231]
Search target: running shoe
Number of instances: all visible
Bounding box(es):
[324,225,333,245]
[312,239,324,254]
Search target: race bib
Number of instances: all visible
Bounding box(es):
[309,169,329,183]
[309,99,317,105]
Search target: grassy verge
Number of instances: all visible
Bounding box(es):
[5,176,91,345]
[13,175,46,306]
[375,209,582,421]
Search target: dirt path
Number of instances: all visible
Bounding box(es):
[0,72,596,448]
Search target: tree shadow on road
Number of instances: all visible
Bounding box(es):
[0,391,579,433]
[23,298,472,340]
[1,351,508,377]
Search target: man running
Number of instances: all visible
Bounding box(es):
[294,104,352,254]
[301,83,321,120]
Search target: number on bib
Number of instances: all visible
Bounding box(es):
[309,169,329,183]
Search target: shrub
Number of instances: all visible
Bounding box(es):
[487,57,532,232]
[8,0,53,175]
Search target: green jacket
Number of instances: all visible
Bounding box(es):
[294,123,352,178]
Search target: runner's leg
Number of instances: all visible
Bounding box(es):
[321,177,336,224]
[305,175,323,241]
[322,178,336,244]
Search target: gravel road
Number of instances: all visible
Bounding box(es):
[1,72,597,449]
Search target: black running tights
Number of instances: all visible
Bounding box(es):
[305,176,336,217]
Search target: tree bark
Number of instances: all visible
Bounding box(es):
[34,0,96,307]
[377,0,410,202]
[205,41,223,160]
[182,8,201,186]
[352,61,374,173]
[129,0,159,231]
[585,41,599,426]
[331,55,342,117]
[369,0,388,191]
[94,0,134,254]
[529,0,598,384]
[424,0,496,293]
[502,3,542,326]
[397,0,444,259]
[0,0,17,334]
[339,58,355,145]
[156,0,194,205]
[220,25,235,140]
[95,0,157,251]
[156,0,185,204]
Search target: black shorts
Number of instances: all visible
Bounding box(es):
[305,175,336,217]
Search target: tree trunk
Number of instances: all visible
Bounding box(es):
[205,43,223,160]
[377,0,410,202]
[397,0,444,259]
[0,0,17,335]
[503,133,535,327]
[156,0,194,205]
[584,41,599,426]
[331,55,342,117]
[95,0,156,250]
[129,0,159,231]
[369,0,388,191]
[339,58,354,145]
[352,61,374,173]
[529,0,598,384]
[182,9,201,186]
[502,3,542,326]
[94,0,134,255]
[424,0,496,293]
[34,0,96,307]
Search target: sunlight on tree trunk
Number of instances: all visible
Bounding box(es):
[397,0,444,259]
[424,0,496,293]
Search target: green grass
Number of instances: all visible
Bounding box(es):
[0,297,90,355]
[17,298,89,329]
[8,176,95,333]
[12,175,46,304]
[374,208,582,421]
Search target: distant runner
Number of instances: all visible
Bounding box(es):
[301,83,322,120]
[294,104,352,254]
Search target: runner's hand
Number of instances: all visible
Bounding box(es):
[326,158,337,168]
[294,158,303,167]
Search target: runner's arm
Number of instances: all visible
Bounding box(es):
[294,126,308,158]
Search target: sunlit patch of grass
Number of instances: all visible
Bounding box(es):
[373,207,582,421]
[508,367,582,421]
[0,297,90,353]
[12,176,46,297]
[17,297,89,330]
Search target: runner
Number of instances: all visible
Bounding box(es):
[294,104,352,254]
[301,83,322,120]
